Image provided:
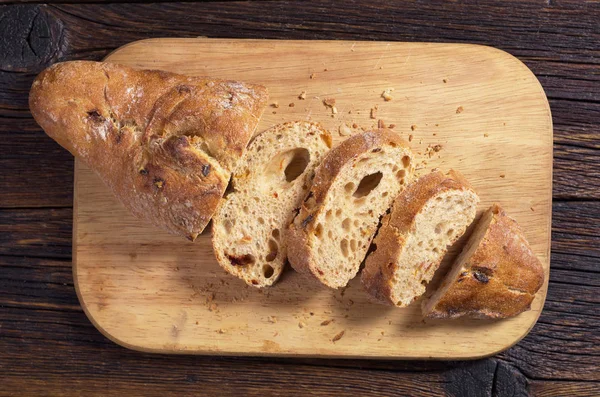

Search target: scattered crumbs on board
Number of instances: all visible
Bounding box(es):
[531,207,535,212]
[268,316,277,323]
[271,102,279,108]
[370,105,378,119]
[411,125,417,131]
[332,330,345,342]
[388,123,396,129]
[298,91,307,100]
[500,174,506,178]
[443,79,447,83]
[321,319,333,326]
[381,88,394,101]
[408,134,413,142]
[217,329,226,334]
[289,103,295,107]
[298,321,306,329]
[484,133,489,137]
[456,106,464,114]
[310,73,316,79]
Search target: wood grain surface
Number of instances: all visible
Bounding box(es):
[1,0,598,395]
[71,38,552,358]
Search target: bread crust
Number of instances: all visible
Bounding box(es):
[29,61,268,240]
[287,129,411,285]
[361,170,477,305]
[423,204,545,319]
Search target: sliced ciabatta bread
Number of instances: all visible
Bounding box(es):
[212,121,332,287]
[422,204,544,319]
[361,170,479,307]
[287,129,414,289]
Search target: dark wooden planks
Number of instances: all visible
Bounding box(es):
[0,207,72,258]
[0,0,599,395]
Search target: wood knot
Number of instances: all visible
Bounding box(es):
[0,5,64,72]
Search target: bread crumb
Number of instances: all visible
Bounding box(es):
[298,321,306,329]
[324,68,328,71]
[339,124,353,136]
[411,125,417,131]
[310,312,314,316]
[456,106,464,114]
[370,106,378,119]
[348,299,354,306]
[217,329,225,334]
[195,321,199,325]
[484,133,489,137]
[298,91,307,100]
[289,103,295,107]
[388,124,396,129]
[272,111,277,114]
[268,316,277,323]
[321,320,333,326]
[323,98,336,108]
[500,174,506,178]
[310,73,317,79]
[352,123,359,129]
[530,207,535,212]
[408,134,413,142]
[271,102,279,108]
[443,79,447,83]
[332,330,345,342]
[381,88,394,101]
[378,119,385,129]
[332,106,338,115]
[380,331,385,336]
[425,144,443,158]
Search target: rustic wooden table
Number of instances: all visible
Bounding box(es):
[1,1,598,396]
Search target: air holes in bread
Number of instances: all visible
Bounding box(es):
[315,223,324,238]
[284,148,310,182]
[350,239,358,252]
[342,218,351,231]
[341,239,349,257]
[271,228,280,240]
[397,169,406,179]
[227,253,256,266]
[263,264,275,278]
[258,217,265,225]
[402,155,411,168]
[353,172,383,198]
[266,239,278,262]
[345,182,355,194]
[447,228,455,237]
[223,219,233,233]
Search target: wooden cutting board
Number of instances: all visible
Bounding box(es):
[73,38,552,359]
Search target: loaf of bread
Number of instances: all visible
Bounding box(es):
[422,204,544,319]
[287,129,414,288]
[29,61,268,240]
[362,170,479,307]
[212,121,332,287]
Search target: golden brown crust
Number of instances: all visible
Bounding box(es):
[361,170,476,305]
[29,61,268,240]
[424,204,545,319]
[287,129,411,281]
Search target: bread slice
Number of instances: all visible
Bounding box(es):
[29,61,268,240]
[287,129,414,289]
[422,204,544,319]
[212,121,332,287]
[361,170,479,307]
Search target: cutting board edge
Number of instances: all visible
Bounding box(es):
[71,38,553,359]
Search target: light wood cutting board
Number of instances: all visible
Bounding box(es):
[73,38,552,359]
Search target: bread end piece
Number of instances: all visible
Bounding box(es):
[422,204,545,319]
